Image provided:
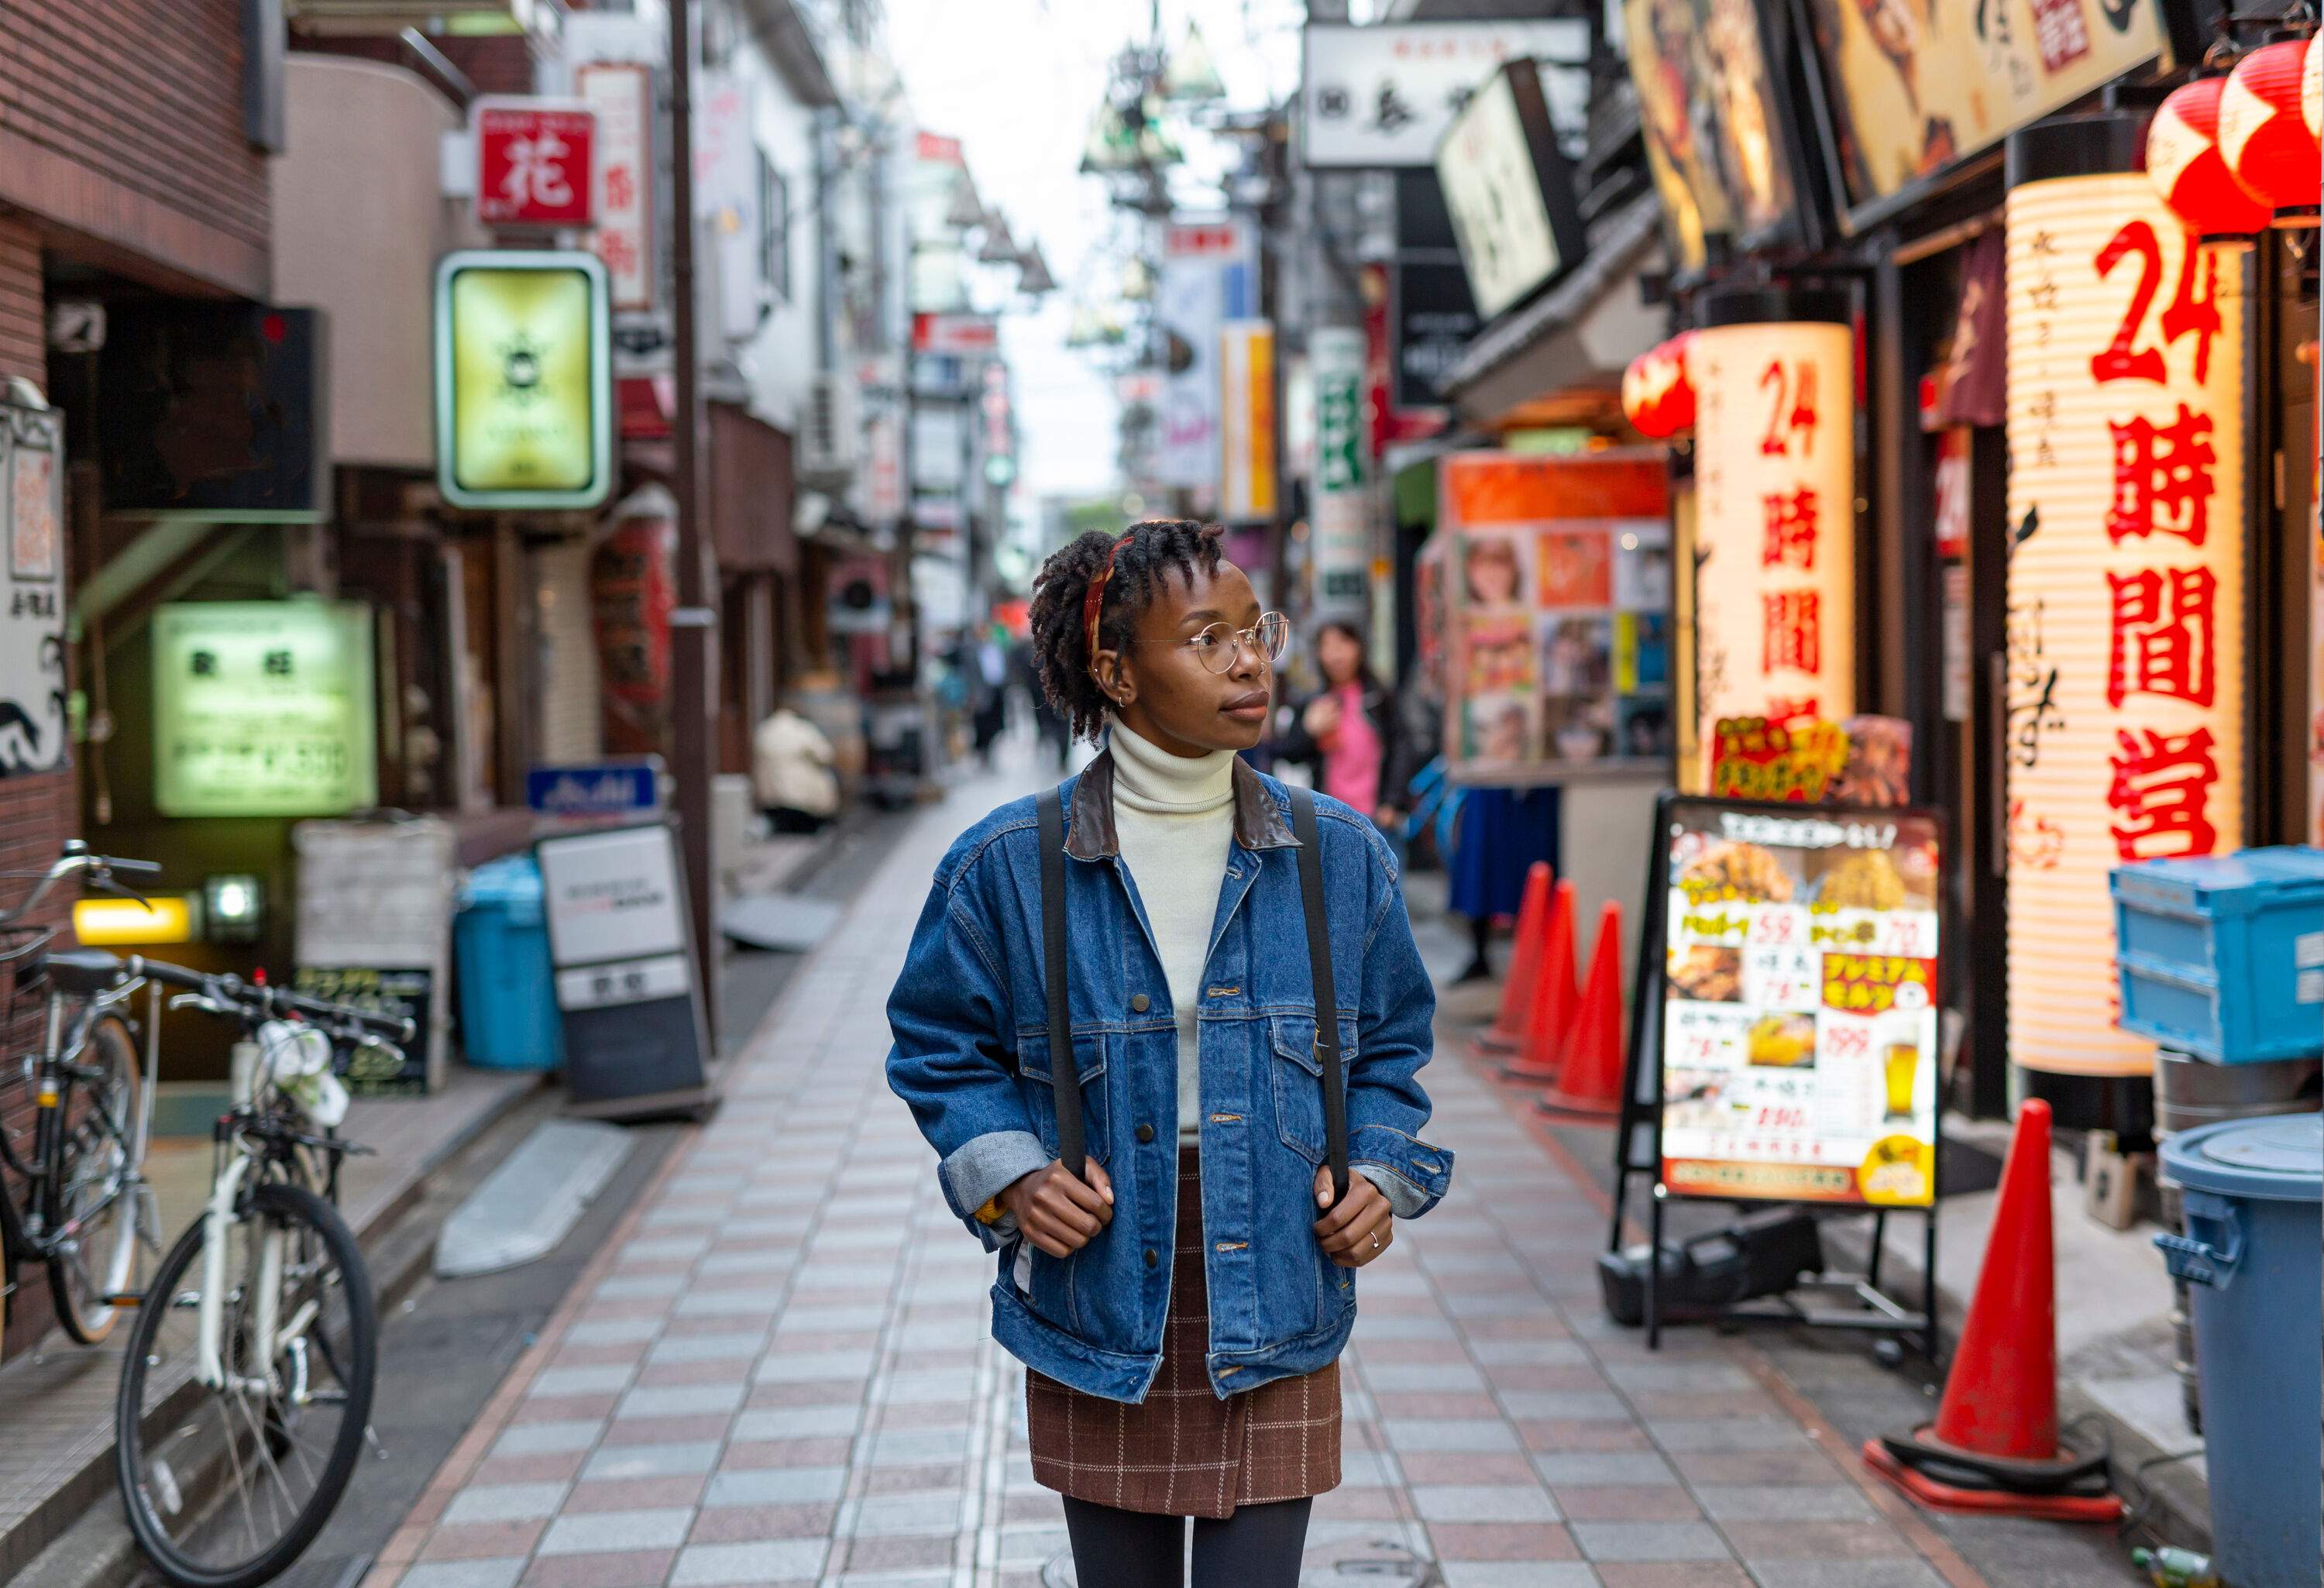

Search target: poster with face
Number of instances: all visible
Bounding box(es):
[0,407,67,779]
[1622,0,1797,266]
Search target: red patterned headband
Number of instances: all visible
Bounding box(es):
[1082,531,1133,669]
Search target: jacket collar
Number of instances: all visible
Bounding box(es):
[1065,745,1298,861]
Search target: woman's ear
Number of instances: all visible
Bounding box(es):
[1092,648,1135,709]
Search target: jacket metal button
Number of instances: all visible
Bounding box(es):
[1144,1248,1159,1268]
[1130,993,1150,1012]
[1136,1123,1156,1143]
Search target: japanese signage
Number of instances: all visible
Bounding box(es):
[593,514,676,758]
[0,402,65,779]
[1711,715,1914,805]
[1157,220,1255,494]
[97,304,326,521]
[1219,321,1277,524]
[1692,316,1858,766]
[1659,799,1944,1206]
[1435,60,1587,320]
[1310,326,1367,616]
[1301,20,1588,168]
[297,967,435,1095]
[1623,0,1801,267]
[434,251,613,510]
[2003,170,2245,1077]
[1441,452,1671,778]
[474,98,596,228]
[912,314,999,356]
[576,63,655,311]
[527,760,663,817]
[153,601,378,818]
[1802,0,2168,227]
[1392,261,1479,411]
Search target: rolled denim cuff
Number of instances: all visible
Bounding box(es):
[1353,1163,1429,1219]
[940,1129,1053,1243]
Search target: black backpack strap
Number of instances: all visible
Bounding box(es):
[1037,785,1088,1181]
[1288,786,1351,1204]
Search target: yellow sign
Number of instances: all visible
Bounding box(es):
[1219,320,1277,523]
[2003,167,2246,1078]
[1691,315,1858,770]
[435,250,612,509]
[153,601,379,818]
[73,895,194,947]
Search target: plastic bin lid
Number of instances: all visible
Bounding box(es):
[2161,1112,2322,1203]
[461,855,545,909]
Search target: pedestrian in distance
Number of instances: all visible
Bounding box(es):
[886,520,1455,1588]
[1274,617,1408,834]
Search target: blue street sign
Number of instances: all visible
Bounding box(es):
[526,759,664,816]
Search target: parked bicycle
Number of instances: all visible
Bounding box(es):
[102,954,411,1588]
[0,841,167,1346]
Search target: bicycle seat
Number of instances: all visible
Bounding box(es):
[45,948,128,994]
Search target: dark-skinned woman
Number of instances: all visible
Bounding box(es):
[885,521,1453,1588]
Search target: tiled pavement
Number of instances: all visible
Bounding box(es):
[370,762,1993,1588]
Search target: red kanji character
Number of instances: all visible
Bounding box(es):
[2106,566,2217,708]
[2109,727,2220,860]
[2028,0,2090,71]
[2161,244,2222,385]
[596,229,639,277]
[1759,358,1820,457]
[1766,694,1820,723]
[1763,593,1821,676]
[603,163,637,211]
[1762,488,1819,569]
[2107,404,2216,545]
[2092,222,2168,385]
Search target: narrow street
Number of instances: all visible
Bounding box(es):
[352,753,2149,1588]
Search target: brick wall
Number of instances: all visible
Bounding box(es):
[0,213,73,1362]
[0,0,271,297]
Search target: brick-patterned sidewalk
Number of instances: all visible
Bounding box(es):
[370,761,1992,1588]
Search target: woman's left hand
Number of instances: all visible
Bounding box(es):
[1312,1169,1393,1267]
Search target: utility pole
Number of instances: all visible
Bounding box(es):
[668,0,719,1043]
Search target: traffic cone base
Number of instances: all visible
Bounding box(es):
[1535,899,1624,1116]
[1862,1435,2123,1524]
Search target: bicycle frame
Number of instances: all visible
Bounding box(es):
[1,975,154,1267]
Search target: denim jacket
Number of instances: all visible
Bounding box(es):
[885,749,1454,1404]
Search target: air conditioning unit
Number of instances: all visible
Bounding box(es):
[799,371,858,486]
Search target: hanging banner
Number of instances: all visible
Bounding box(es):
[1691,312,1858,767]
[1659,796,1944,1206]
[1219,320,1277,524]
[0,402,65,779]
[2004,167,2246,1077]
[1157,220,1254,493]
[1310,325,1368,617]
[575,63,656,312]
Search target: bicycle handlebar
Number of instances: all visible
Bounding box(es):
[137,958,417,1043]
[0,844,166,925]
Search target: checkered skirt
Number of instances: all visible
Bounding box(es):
[1025,1146,1342,1518]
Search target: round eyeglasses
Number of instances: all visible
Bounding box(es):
[1185,612,1289,674]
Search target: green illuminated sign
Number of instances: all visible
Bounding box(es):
[153,601,378,817]
[434,249,613,510]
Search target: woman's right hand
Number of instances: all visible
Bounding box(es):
[999,1160,1115,1256]
[1302,696,1342,743]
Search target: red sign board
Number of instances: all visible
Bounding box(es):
[476,98,596,228]
[913,313,999,356]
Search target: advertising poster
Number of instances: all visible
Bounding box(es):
[1659,799,1944,1206]
[0,404,66,779]
[1802,0,2168,225]
[1621,0,1798,267]
[153,601,379,818]
[1442,452,1670,778]
[1157,220,1254,494]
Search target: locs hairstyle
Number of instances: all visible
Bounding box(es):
[1028,520,1226,743]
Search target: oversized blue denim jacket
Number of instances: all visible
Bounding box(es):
[885,748,1454,1404]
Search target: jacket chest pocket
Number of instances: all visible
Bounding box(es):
[1268,1013,1356,1165]
[1015,1029,1112,1167]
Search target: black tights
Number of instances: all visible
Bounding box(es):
[1060,1494,1312,1588]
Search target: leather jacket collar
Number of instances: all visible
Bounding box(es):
[1065,745,1298,861]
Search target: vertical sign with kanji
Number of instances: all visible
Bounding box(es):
[576,64,655,312]
[1691,318,1858,772]
[2003,172,2245,1077]
[474,98,596,229]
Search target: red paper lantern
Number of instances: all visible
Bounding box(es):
[2148,77,2273,237]
[2305,35,2321,142]
[2219,39,2321,226]
[1621,332,1695,439]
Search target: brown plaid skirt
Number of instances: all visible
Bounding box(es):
[1026,1146,1341,1518]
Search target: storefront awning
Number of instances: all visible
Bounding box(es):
[1438,194,1666,427]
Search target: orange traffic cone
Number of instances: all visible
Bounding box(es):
[1499,882,1578,1082]
[1535,901,1624,1118]
[1861,1099,2123,1522]
[1475,863,1552,1056]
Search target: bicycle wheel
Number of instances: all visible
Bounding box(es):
[116,1182,377,1588]
[50,1013,143,1345]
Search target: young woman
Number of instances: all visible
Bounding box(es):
[1275,619,1408,830]
[886,521,1454,1588]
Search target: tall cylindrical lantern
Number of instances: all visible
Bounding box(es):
[1690,287,1857,762]
[2004,114,2247,1078]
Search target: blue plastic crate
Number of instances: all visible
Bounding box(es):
[2111,847,2324,1064]
[454,856,564,1071]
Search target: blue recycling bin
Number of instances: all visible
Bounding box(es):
[2157,1113,2322,1588]
[454,856,564,1071]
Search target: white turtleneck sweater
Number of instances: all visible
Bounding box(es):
[1107,720,1236,1142]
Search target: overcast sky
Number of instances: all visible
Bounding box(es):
[882,0,1315,505]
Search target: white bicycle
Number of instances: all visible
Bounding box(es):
[105,957,410,1588]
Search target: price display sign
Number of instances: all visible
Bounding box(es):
[1657,797,1944,1207]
